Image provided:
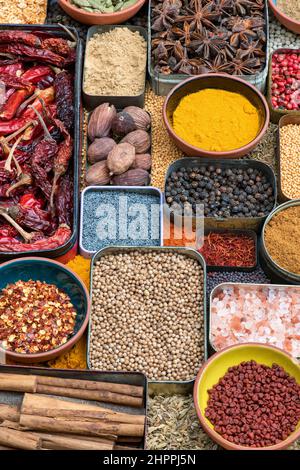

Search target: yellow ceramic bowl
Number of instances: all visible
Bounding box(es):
[193,343,300,450]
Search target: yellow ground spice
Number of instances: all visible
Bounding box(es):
[173,89,261,152]
[48,256,91,370]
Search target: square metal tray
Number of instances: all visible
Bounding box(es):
[87,245,207,395]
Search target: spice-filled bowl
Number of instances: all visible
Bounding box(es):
[267,49,300,123]
[80,186,163,258]
[268,1,300,35]
[58,0,145,25]
[209,283,300,358]
[261,200,300,284]
[85,104,151,187]
[164,158,276,232]
[83,25,147,110]
[88,246,207,394]
[163,74,269,158]
[198,229,257,272]
[277,114,300,202]
[194,343,300,450]
[0,257,90,363]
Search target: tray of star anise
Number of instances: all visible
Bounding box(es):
[148,0,269,95]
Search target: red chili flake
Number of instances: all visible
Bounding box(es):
[0,280,77,354]
[199,232,256,267]
[205,361,300,448]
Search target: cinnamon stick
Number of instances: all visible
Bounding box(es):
[38,434,114,451]
[0,373,37,393]
[0,404,20,422]
[37,376,143,398]
[36,384,143,408]
[20,414,145,437]
[0,427,41,450]
[24,407,145,426]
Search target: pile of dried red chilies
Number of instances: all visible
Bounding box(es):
[199,232,256,268]
[0,30,76,252]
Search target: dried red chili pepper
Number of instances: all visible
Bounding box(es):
[54,71,74,131]
[0,224,71,252]
[56,172,73,227]
[0,224,17,237]
[5,165,32,196]
[36,75,55,90]
[0,62,23,76]
[0,73,31,90]
[21,65,54,84]
[29,105,58,199]
[19,86,55,118]
[41,37,75,58]
[19,193,43,210]
[8,205,56,234]
[1,86,34,121]
[0,31,41,47]
[0,44,74,67]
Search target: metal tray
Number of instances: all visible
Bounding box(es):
[198,229,258,272]
[83,25,147,111]
[164,158,277,233]
[208,282,300,357]
[79,186,163,258]
[260,199,300,285]
[0,24,83,260]
[0,365,147,449]
[148,0,269,95]
[277,114,300,203]
[87,245,207,395]
[267,48,300,124]
[85,109,152,185]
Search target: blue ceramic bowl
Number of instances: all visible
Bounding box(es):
[0,257,90,363]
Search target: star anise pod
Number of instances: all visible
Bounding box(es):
[212,0,233,20]
[179,0,218,34]
[239,39,266,59]
[152,1,182,32]
[228,49,262,75]
[171,21,195,46]
[202,53,233,73]
[190,29,227,60]
[232,0,255,16]
[225,16,265,47]
[172,41,202,74]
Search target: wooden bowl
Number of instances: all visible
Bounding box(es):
[58,0,146,25]
[193,343,300,450]
[268,0,300,35]
[163,74,270,158]
[0,257,90,363]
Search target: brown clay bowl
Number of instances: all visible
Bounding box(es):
[58,0,146,25]
[163,74,270,158]
[268,0,300,35]
[0,257,90,364]
[194,343,300,450]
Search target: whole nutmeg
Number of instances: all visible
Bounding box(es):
[121,130,151,154]
[86,160,110,185]
[132,153,152,171]
[87,137,116,164]
[107,143,135,176]
[111,111,136,136]
[111,168,150,186]
[88,103,117,141]
[123,106,151,131]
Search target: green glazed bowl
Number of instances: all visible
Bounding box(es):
[0,257,90,364]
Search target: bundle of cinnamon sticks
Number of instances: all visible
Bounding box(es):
[0,373,146,450]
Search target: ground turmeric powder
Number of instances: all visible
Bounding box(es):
[172,89,261,152]
[48,256,91,370]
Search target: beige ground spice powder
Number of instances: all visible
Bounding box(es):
[277,0,300,21]
[83,28,147,96]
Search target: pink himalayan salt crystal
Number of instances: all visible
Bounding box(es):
[211,284,300,357]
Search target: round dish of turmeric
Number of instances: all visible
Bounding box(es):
[264,204,300,276]
[172,89,261,152]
